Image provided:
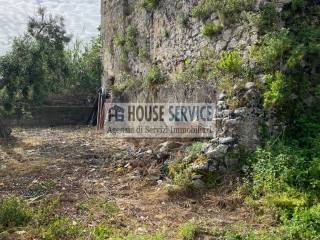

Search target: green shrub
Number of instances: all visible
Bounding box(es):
[246,137,320,216]
[114,25,139,55]
[114,35,126,47]
[172,167,195,190]
[187,142,204,157]
[140,0,159,11]
[0,197,32,230]
[34,196,60,226]
[243,2,320,239]
[166,143,215,192]
[138,48,149,60]
[282,204,320,240]
[143,65,167,88]
[90,224,114,240]
[217,50,243,75]
[112,72,139,93]
[124,26,139,53]
[253,29,291,71]
[191,0,254,23]
[202,22,223,37]
[263,72,288,108]
[251,1,319,121]
[191,0,216,21]
[175,51,216,83]
[175,60,201,83]
[40,218,84,240]
[179,221,200,240]
[258,2,281,32]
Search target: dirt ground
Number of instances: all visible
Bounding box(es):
[0,127,267,239]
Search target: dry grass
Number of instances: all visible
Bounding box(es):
[0,127,269,239]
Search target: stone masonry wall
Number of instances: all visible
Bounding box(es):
[102,0,262,84]
[101,0,288,168]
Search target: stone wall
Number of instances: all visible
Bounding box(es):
[101,0,288,168]
[101,0,262,84]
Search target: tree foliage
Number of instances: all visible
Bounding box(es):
[0,7,71,114]
[0,7,102,138]
[65,37,102,95]
[0,7,102,114]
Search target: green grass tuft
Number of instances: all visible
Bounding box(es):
[0,197,33,230]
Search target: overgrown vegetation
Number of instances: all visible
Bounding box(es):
[202,22,223,37]
[178,221,200,240]
[140,0,159,11]
[164,142,217,195]
[138,48,149,60]
[112,72,138,94]
[174,49,250,98]
[236,2,320,239]
[0,8,71,115]
[0,8,101,137]
[191,0,255,24]
[143,65,167,89]
[173,1,320,239]
[175,50,216,83]
[64,37,102,95]
[114,25,139,55]
[0,197,32,231]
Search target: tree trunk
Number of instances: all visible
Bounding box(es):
[0,118,11,140]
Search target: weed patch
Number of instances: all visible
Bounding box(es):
[0,197,32,230]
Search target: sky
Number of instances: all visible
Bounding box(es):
[0,0,100,55]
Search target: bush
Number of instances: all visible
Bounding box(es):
[258,2,281,33]
[138,48,149,60]
[114,25,139,55]
[112,73,138,93]
[166,143,215,193]
[114,35,126,47]
[191,0,254,23]
[179,221,200,240]
[202,22,223,37]
[251,0,319,123]
[34,195,60,226]
[253,29,291,71]
[243,142,320,239]
[143,65,167,88]
[175,51,216,83]
[125,26,139,53]
[191,0,216,21]
[0,197,32,230]
[217,50,243,75]
[140,0,159,11]
[283,204,320,240]
[263,72,288,108]
[40,218,84,240]
[187,142,204,157]
[248,142,318,198]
